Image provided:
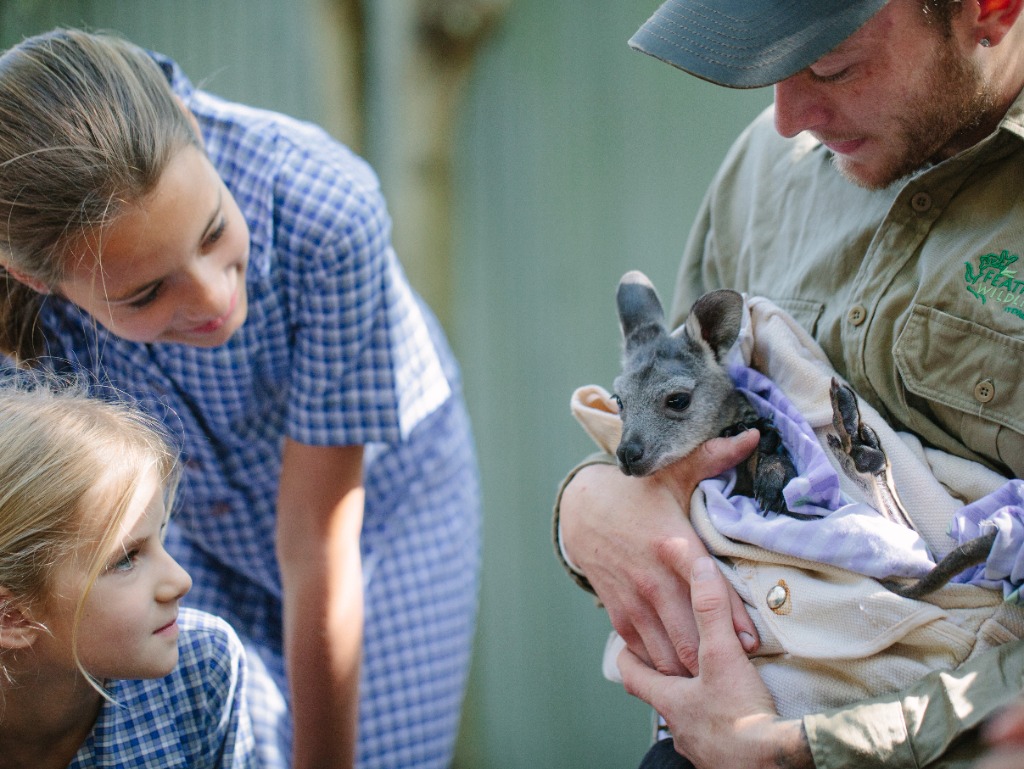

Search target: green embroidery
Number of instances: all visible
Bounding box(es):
[964,250,1023,310]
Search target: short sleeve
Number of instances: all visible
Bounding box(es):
[277,144,450,446]
[176,609,258,769]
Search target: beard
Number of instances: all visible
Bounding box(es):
[833,43,997,190]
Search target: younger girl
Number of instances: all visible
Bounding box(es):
[0,27,480,769]
[0,379,255,769]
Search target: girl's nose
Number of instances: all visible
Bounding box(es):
[185,262,232,320]
[157,549,193,602]
[773,74,830,138]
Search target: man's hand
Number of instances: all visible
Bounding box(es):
[618,557,813,769]
[560,430,761,675]
[978,699,1024,769]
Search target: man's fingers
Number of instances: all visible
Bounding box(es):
[689,557,751,678]
[694,429,761,480]
[609,610,670,674]
[656,429,758,496]
[658,537,760,656]
[610,585,694,676]
[731,591,760,653]
[618,645,675,712]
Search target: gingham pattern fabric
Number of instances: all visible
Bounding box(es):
[41,54,481,769]
[70,608,257,768]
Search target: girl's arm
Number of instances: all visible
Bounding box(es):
[276,439,365,769]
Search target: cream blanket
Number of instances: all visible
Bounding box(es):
[573,296,1024,717]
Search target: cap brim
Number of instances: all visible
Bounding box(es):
[629,0,890,88]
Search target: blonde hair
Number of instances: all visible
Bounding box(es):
[0,375,180,685]
[0,28,200,362]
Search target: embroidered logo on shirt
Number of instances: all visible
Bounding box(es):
[964,250,1024,319]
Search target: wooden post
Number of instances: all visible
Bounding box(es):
[354,0,510,326]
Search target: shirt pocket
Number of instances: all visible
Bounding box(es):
[733,560,997,718]
[774,298,825,338]
[894,304,1024,478]
[734,561,958,660]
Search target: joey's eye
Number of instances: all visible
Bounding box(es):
[612,394,623,413]
[665,393,691,412]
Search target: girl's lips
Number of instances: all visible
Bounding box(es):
[154,617,178,635]
[188,290,238,335]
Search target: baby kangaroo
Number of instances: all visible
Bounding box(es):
[612,270,798,514]
[611,270,997,597]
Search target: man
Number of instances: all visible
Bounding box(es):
[555,0,1024,766]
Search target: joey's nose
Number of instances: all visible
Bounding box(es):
[616,442,644,476]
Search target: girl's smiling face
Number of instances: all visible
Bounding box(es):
[58,145,250,347]
[35,465,193,682]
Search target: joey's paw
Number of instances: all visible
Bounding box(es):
[753,453,797,514]
[828,378,887,475]
[829,378,860,450]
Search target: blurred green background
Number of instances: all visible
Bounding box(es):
[0,2,770,766]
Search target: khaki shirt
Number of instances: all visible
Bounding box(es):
[670,92,1024,767]
[673,95,1024,480]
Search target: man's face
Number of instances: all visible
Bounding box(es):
[772,0,997,189]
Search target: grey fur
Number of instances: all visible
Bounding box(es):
[612,271,796,513]
[610,270,995,597]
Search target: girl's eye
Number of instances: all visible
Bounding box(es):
[110,549,139,573]
[128,284,162,309]
[205,216,227,248]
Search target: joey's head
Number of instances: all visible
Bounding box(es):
[612,271,745,477]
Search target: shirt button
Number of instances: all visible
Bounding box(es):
[847,305,868,326]
[974,378,995,404]
[211,502,232,516]
[910,191,933,213]
[766,580,792,615]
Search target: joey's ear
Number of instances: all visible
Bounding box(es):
[1,265,50,295]
[616,270,666,348]
[975,0,1023,45]
[0,591,42,650]
[684,289,744,361]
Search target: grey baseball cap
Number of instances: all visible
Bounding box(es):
[629,0,890,88]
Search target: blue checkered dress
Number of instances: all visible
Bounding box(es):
[70,608,256,768]
[42,54,481,769]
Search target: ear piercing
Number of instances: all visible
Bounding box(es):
[980,37,992,47]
